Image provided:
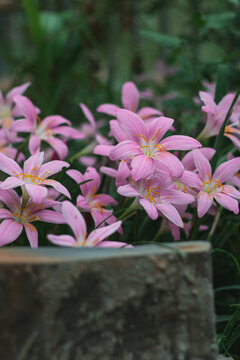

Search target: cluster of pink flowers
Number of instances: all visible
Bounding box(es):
[0,80,239,247]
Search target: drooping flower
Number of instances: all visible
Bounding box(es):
[48,201,129,248]
[97,81,162,121]
[0,152,70,203]
[117,177,194,227]
[95,109,201,180]
[0,188,65,248]
[67,167,118,228]
[180,149,240,217]
[0,82,31,129]
[11,95,85,159]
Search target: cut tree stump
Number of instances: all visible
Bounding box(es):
[0,242,217,360]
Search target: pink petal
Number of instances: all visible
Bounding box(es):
[197,191,213,217]
[182,147,215,171]
[218,93,235,114]
[213,157,240,183]
[160,135,201,151]
[199,91,217,114]
[41,115,71,128]
[94,144,115,156]
[92,194,117,206]
[116,109,147,142]
[87,220,122,246]
[147,117,174,143]
[0,188,20,211]
[0,152,22,176]
[117,184,141,197]
[38,160,69,179]
[24,223,38,248]
[131,154,155,181]
[0,219,23,246]
[80,167,100,196]
[138,107,163,120]
[193,149,212,182]
[100,166,118,178]
[36,210,65,223]
[80,103,96,131]
[0,208,12,219]
[161,190,194,205]
[157,203,183,227]
[154,152,184,178]
[110,120,129,142]
[0,177,25,189]
[224,133,240,150]
[13,95,37,124]
[43,179,71,199]
[62,201,87,240]
[140,198,158,220]
[25,184,48,203]
[178,170,202,189]
[23,152,44,175]
[10,119,34,132]
[109,141,141,161]
[122,82,139,112]
[97,104,120,116]
[116,160,131,187]
[54,126,85,139]
[6,82,31,104]
[29,135,41,155]
[67,169,84,184]
[45,137,68,160]
[77,195,90,210]
[47,234,76,247]
[223,185,240,199]
[214,193,239,214]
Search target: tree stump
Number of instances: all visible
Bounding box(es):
[0,242,216,360]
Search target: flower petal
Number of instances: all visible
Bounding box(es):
[87,221,122,246]
[197,191,212,218]
[6,82,31,103]
[147,116,174,143]
[25,184,48,203]
[214,193,239,214]
[94,145,115,157]
[122,82,139,112]
[160,135,202,151]
[43,179,71,199]
[0,177,25,189]
[155,152,184,178]
[77,195,90,210]
[23,152,44,175]
[0,219,23,246]
[47,234,76,247]
[45,137,68,160]
[117,184,141,197]
[13,95,37,123]
[36,209,65,223]
[62,201,87,240]
[38,160,70,179]
[156,203,183,227]
[213,157,240,183]
[29,135,41,155]
[24,224,38,248]
[116,109,147,142]
[80,103,96,131]
[193,149,212,182]
[131,154,155,181]
[109,140,141,161]
[140,198,158,220]
[96,240,132,248]
[0,152,22,176]
[97,104,120,116]
[110,120,129,142]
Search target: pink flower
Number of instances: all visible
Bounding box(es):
[181,149,240,217]
[67,167,118,227]
[117,177,194,227]
[97,81,162,121]
[0,152,70,203]
[198,91,236,139]
[48,201,129,248]
[0,188,65,248]
[95,109,201,180]
[11,95,85,159]
[0,82,31,129]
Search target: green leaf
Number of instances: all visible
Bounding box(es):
[140,30,182,48]
[215,285,240,292]
[214,64,228,103]
[22,0,44,43]
[204,12,236,31]
[216,315,232,323]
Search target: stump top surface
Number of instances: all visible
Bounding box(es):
[0,241,210,264]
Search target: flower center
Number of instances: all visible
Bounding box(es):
[36,117,56,139]
[13,167,50,185]
[145,180,161,204]
[202,173,223,193]
[0,103,13,128]
[136,128,167,158]
[11,202,39,230]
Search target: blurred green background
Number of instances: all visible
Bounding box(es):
[1,0,240,124]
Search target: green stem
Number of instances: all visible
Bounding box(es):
[118,199,138,221]
[68,141,96,163]
[207,207,222,242]
[21,185,30,208]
